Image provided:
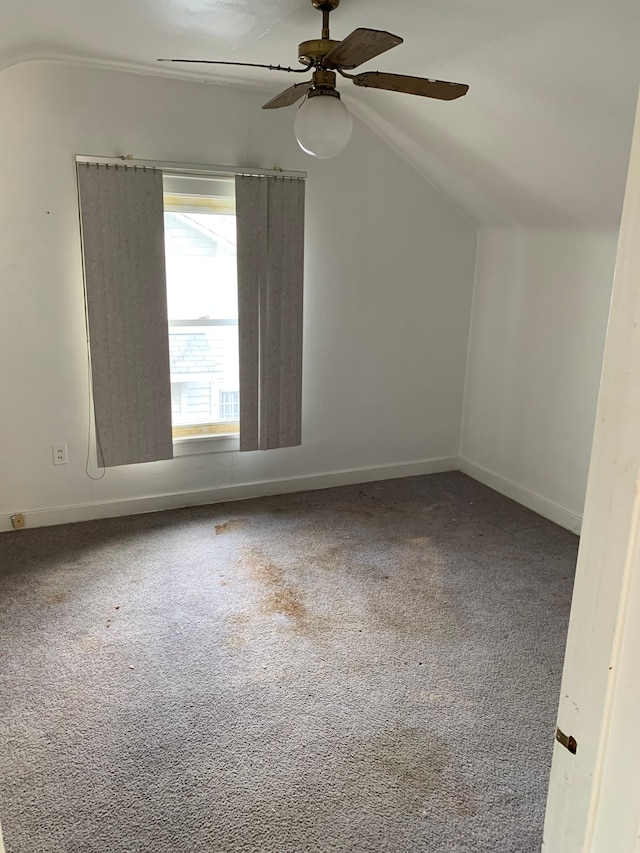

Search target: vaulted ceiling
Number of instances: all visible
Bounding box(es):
[3,0,640,226]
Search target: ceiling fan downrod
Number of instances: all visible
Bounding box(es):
[313,0,340,39]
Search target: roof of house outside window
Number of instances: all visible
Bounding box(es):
[169,332,222,375]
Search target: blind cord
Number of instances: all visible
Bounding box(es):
[76,164,106,482]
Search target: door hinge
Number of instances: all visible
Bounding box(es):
[556,727,577,754]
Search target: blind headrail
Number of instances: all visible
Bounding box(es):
[75,155,306,180]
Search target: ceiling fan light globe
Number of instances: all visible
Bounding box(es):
[294,92,352,159]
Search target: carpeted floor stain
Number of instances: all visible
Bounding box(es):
[243,547,308,627]
[45,591,69,605]
[361,727,480,818]
[215,519,244,535]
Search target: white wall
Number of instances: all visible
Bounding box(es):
[0,61,476,529]
[460,227,619,531]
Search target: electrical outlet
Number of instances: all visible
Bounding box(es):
[11,513,25,529]
[52,444,68,465]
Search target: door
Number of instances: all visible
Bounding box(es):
[543,87,640,852]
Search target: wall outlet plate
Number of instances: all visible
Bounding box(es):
[52,444,68,465]
[11,513,25,529]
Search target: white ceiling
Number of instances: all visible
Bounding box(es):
[3,0,640,226]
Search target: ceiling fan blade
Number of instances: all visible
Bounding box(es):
[157,59,311,74]
[262,81,313,109]
[324,29,403,70]
[350,71,469,100]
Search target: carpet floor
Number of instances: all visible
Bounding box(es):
[0,472,577,853]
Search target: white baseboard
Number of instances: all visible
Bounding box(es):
[0,456,458,532]
[0,456,583,534]
[458,458,582,534]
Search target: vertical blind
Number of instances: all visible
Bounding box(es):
[235,175,305,451]
[77,161,305,466]
[77,163,174,467]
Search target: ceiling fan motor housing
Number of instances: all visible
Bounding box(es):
[298,39,340,66]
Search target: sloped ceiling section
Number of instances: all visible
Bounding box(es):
[2,0,640,226]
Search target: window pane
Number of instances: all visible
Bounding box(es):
[219,390,240,420]
[163,192,239,438]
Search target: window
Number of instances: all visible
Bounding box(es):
[77,159,305,467]
[163,176,239,442]
[219,390,240,420]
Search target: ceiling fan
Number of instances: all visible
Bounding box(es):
[158,0,469,159]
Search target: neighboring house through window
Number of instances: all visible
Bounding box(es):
[163,176,239,441]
